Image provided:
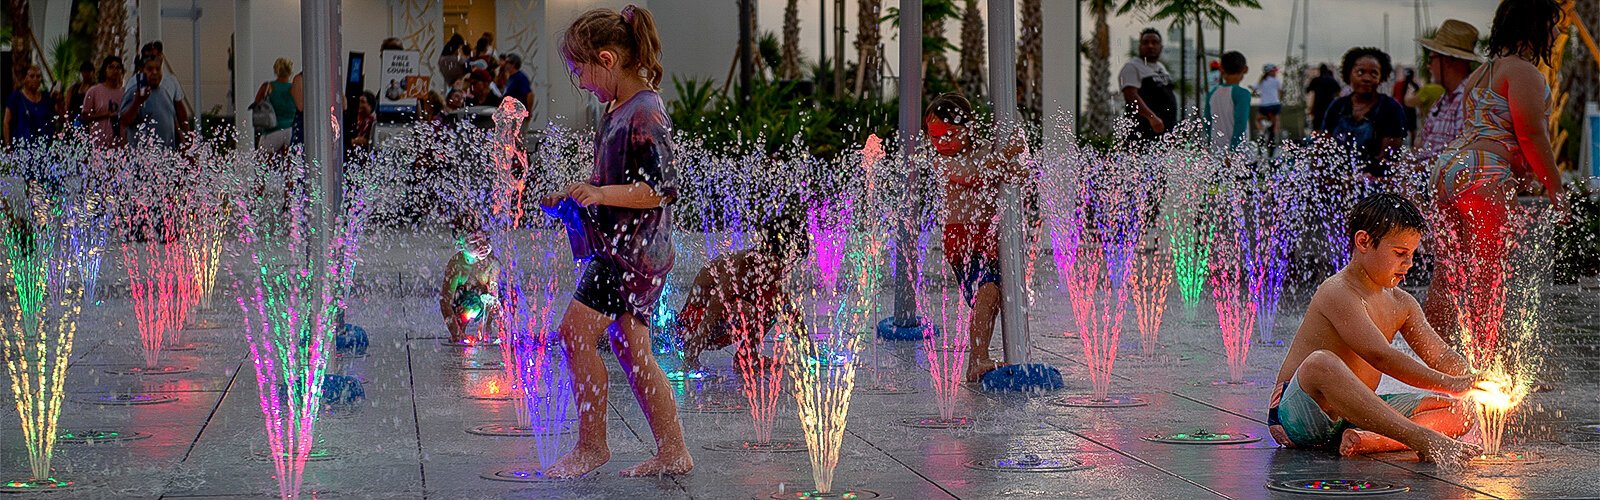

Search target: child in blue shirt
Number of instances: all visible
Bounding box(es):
[1206,51,1253,151]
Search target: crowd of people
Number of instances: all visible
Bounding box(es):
[0,31,536,155]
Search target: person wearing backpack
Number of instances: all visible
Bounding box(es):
[252,58,298,152]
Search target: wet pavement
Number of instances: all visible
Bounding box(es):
[4,232,1599,499]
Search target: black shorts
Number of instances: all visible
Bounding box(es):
[574,258,629,318]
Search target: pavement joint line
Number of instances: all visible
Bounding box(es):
[1054,426,1233,499]
[178,356,245,463]
[405,340,430,499]
[842,427,961,499]
[1166,390,1268,426]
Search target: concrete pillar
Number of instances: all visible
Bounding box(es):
[302,0,343,255]
[1041,0,1079,131]
[140,0,163,47]
[988,0,1027,364]
[891,0,922,327]
[235,0,253,149]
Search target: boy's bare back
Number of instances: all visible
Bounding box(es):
[1276,270,1424,390]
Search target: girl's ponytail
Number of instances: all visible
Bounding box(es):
[621,5,663,89]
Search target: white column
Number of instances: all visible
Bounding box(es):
[1041,0,1079,132]
[140,0,163,46]
[234,0,253,149]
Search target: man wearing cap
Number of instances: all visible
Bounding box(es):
[464,68,502,107]
[1414,19,1482,162]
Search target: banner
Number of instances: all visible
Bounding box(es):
[379,50,428,113]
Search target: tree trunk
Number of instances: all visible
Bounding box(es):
[8,0,34,85]
[957,0,985,100]
[780,0,802,80]
[1083,9,1117,136]
[854,0,882,98]
[923,7,952,96]
[1194,13,1207,115]
[95,0,129,66]
[1016,0,1042,122]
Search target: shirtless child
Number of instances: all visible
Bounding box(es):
[1270,193,1481,467]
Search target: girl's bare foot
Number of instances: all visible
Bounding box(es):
[544,444,611,478]
[1413,432,1481,470]
[618,449,693,477]
[1338,428,1409,456]
[965,357,1002,383]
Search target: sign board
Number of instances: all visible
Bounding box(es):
[378,50,428,113]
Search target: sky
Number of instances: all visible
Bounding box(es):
[759,0,1503,80]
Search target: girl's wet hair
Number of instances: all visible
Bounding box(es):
[560,4,664,89]
[925,93,974,125]
[1488,0,1563,66]
[1346,193,1425,245]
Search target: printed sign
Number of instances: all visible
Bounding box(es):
[378,50,428,113]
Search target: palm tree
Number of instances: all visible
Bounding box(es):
[7,0,34,84]
[95,0,128,65]
[884,0,961,97]
[1017,0,1042,122]
[780,0,802,80]
[1082,0,1139,137]
[853,0,883,98]
[957,0,985,100]
[1122,0,1262,109]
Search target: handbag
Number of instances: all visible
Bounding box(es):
[251,100,276,129]
[251,83,277,129]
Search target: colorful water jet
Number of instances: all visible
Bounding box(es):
[1207,174,1258,384]
[118,200,196,370]
[1467,370,1530,457]
[781,139,892,495]
[0,184,98,488]
[486,99,575,467]
[1042,149,1147,401]
[920,229,969,422]
[234,153,369,499]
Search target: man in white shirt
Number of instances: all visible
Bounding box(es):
[1119,28,1178,142]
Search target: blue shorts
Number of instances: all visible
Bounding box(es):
[951,256,1001,307]
[1259,104,1283,116]
[1267,375,1427,449]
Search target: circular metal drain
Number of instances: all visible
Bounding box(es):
[680,399,748,414]
[1143,430,1261,445]
[253,447,340,462]
[466,422,576,437]
[855,384,919,396]
[57,429,152,445]
[1050,395,1149,408]
[441,338,500,348]
[1472,451,1548,465]
[165,342,218,352]
[462,393,514,401]
[103,365,195,376]
[480,469,583,482]
[964,454,1091,473]
[0,478,73,493]
[1265,479,1408,496]
[704,439,807,453]
[76,393,178,406]
[768,488,883,499]
[898,416,973,429]
[1570,423,1600,436]
[456,360,504,371]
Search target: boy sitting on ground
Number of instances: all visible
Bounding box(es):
[672,203,808,372]
[1270,193,1480,467]
[439,231,502,344]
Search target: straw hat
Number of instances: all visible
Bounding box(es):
[1418,19,1483,62]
